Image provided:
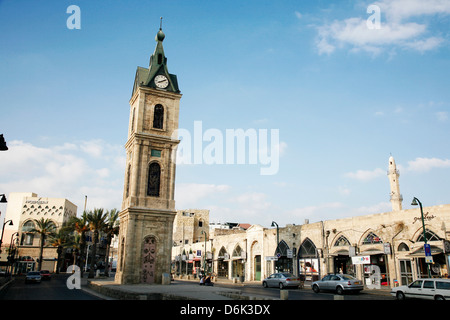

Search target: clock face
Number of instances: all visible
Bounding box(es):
[154,75,169,88]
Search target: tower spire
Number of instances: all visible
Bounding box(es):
[388,155,403,211]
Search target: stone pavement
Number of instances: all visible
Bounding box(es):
[83,278,249,300]
[82,276,392,300]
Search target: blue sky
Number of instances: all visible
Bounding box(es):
[1,0,450,228]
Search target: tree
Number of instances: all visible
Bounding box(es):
[31,218,57,271]
[86,208,107,278]
[103,208,120,277]
[66,211,90,274]
[49,227,73,273]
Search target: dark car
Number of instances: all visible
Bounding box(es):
[40,270,51,280]
[312,274,364,294]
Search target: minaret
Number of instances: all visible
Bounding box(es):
[388,156,403,211]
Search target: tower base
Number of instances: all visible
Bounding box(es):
[115,207,176,285]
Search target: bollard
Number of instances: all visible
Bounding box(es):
[280,290,289,300]
[162,273,171,285]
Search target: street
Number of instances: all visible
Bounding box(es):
[1,274,393,300]
[0,274,102,300]
[176,280,394,300]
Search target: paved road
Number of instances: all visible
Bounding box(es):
[210,282,394,300]
[0,274,102,300]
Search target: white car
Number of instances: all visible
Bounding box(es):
[391,278,450,300]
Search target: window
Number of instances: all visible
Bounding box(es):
[423,281,435,289]
[417,229,441,242]
[362,232,383,244]
[153,104,164,129]
[147,162,161,197]
[334,235,350,247]
[409,280,423,288]
[436,281,450,290]
[398,242,409,251]
[233,245,242,257]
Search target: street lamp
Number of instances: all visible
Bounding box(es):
[0,134,7,151]
[271,221,279,271]
[201,230,207,273]
[0,220,13,253]
[411,197,432,278]
[0,194,7,203]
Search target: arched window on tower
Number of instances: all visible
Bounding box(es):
[147,162,161,197]
[153,104,164,129]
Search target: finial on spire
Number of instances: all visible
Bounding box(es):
[156,17,165,42]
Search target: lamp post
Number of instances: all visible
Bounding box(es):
[271,221,279,272]
[411,197,432,278]
[0,134,7,151]
[201,230,207,273]
[0,194,7,203]
[0,220,13,253]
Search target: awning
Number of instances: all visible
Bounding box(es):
[358,250,385,255]
[407,246,443,258]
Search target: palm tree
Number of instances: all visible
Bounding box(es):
[49,227,73,273]
[66,211,89,274]
[103,208,120,277]
[31,218,57,271]
[86,208,107,278]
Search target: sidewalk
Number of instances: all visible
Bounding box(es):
[83,277,248,300]
[82,276,392,300]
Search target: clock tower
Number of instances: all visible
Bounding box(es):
[115,24,182,285]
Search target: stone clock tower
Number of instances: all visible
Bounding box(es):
[115,25,181,285]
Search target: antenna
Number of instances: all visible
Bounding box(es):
[160,17,163,30]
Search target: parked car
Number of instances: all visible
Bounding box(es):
[40,270,51,280]
[262,272,302,289]
[391,278,450,300]
[25,271,42,283]
[312,274,364,294]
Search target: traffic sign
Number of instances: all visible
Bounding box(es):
[424,244,431,256]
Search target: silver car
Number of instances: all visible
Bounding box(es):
[25,271,42,283]
[312,274,364,294]
[262,272,301,289]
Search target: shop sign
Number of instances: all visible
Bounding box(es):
[383,243,391,255]
[265,256,278,261]
[287,249,293,258]
[412,212,435,224]
[352,255,370,265]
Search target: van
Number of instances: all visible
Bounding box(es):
[390,278,450,300]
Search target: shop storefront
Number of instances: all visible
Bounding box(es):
[216,247,229,278]
[274,240,293,273]
[298,238,320,281]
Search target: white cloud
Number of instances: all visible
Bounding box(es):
[0,140,125,213]
[436,111,448,122]
[351,201,392,215]
[376,0,450,22]
[315,0,449,55]
[175,183,231,208]
[289,202,345,221]
[344,168,385,181]
[404,157,450,173]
